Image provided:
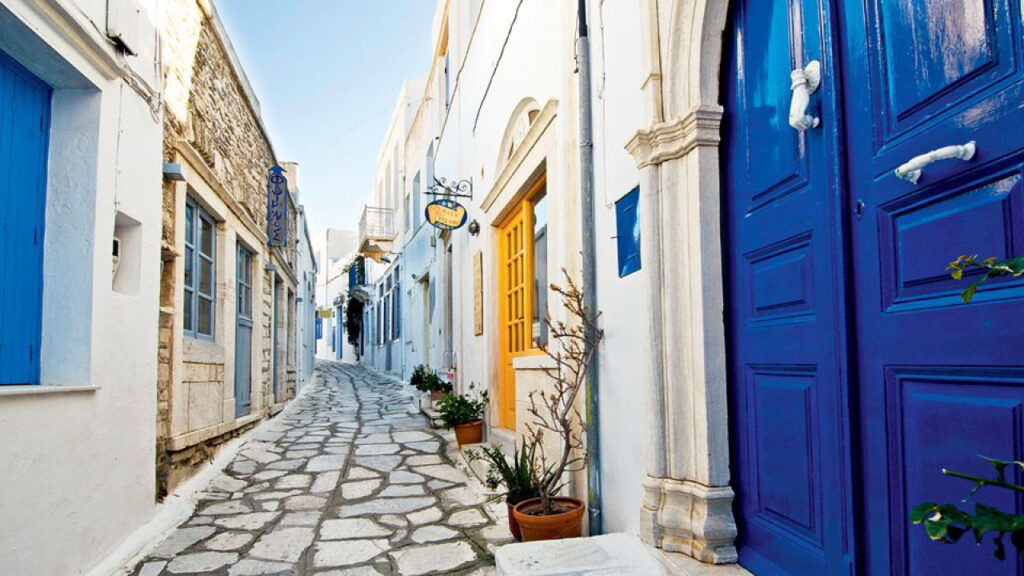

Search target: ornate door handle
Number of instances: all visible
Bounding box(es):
[894,141,976,184]
[789,60,821,131]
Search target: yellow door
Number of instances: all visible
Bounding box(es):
[496,176,545,429]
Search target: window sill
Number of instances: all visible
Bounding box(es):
[0,385,99,398]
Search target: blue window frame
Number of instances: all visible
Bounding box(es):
[0,50,52,385]
[316,316,322,340]
[184,197,216,339]
[615,187,641,277]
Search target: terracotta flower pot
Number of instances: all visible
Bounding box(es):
[512,497,586,541]
[507,500,523,541]
[452,420,483,445]
[430,389,443,402]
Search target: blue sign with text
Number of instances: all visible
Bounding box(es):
[267,165,289,247]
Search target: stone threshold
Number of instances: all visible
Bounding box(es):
[167,411,264,452]
[495,533,753,576]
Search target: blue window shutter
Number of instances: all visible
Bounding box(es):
[615,187,642,277]
[0,50,52,385]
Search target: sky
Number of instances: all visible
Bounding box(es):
[215,0,437,240]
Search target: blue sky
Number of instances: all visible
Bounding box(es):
[216,0,436,239]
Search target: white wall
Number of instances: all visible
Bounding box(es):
[0,0,162,573]
[588,0,647,536]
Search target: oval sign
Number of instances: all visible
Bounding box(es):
[425,198,468,230]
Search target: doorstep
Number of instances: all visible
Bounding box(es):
[494,533,753,576]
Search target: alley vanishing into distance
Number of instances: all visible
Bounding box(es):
[130,363,506,576]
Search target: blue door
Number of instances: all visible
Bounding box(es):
[234,244,253,417]
[722,1,853,574]
[0,51,51,386]
[726,0,1024,574]
[842,1,1024,574]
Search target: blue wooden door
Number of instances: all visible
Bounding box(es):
[723,0,853,574]
[841,1,1024,573]
[0,51,51,385]
[234,244,253,417]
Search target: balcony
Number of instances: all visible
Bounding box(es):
[358,206,395,259]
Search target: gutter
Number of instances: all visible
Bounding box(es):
[577,0,602,535]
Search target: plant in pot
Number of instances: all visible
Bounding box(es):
[427,371,453,402]
[512,271,604,541]
[437,384,488,446]
[466,442,540,541]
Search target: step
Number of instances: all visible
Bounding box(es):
[495,533,666,576]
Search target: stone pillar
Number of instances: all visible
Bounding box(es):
[626,104,738,564]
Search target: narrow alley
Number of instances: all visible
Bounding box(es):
[129,363,506,576]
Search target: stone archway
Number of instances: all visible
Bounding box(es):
[625,0,736,565]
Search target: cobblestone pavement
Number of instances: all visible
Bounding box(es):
[130,362,510,576]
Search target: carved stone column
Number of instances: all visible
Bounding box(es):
[627,105,738,565]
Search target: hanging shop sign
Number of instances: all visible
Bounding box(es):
[425,198,469,231]
[266,164,289,247]
[317,307,333,319]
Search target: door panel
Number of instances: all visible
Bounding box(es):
[842,0,1024,573]
[0,51,50,385]
[723,0,853,574]
[235,244,252,417]
[497,208,527,429]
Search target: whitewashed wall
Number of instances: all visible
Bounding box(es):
[0,0,162,573]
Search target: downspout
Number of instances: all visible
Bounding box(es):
[577,0,602,536]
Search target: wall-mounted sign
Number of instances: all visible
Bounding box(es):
[317,307,333,319]
[266,165,289,247]
[425,198,468,230]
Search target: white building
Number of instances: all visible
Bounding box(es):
[0,0,163,573]
[355,76,426,376]
[285,163,319,390]
[315,227,358,361]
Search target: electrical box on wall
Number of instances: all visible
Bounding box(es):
[106,0,143,56]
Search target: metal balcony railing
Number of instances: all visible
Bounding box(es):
[359,206,395,246]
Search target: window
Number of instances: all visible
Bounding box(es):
[237,245,253,319]
[184,197,216,339]
[615,187,642,277]
[412,172,422,230]
[404,191,411,231]
[444,50,451,108]
[393,266,401,340]
[531,192,548,347]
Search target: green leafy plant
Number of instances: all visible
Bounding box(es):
[344,293,364,349]
[911,257,1024,559]
[437,384,488,428]
[947,254,1024,303]
[466,442,541,506]
[410,364,431,392]
[911,456,1024,560]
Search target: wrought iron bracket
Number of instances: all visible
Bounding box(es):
[427,176,473,200]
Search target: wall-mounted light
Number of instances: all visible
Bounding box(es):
[468,220,480,236]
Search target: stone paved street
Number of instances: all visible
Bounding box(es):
[129,362,510,576]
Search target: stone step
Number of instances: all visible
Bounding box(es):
[495,533,667,576]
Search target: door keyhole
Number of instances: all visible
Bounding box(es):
[855,200,866,219]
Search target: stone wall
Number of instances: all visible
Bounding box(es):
[156,0,296,496]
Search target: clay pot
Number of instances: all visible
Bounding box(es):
[507,500,523,541]
[452,420,483,445]
[430,389,443,402]
[512,497,586,541]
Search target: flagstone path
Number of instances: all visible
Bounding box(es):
[129,362,511,576]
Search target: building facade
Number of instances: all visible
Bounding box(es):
[287,163,318,391]
[157,0,303,494]
[369,1,1024,575]
[0,0,163,573]
[315,227,358,362]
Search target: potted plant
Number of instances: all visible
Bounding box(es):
[427,371,453,402]
[467,442,540,541]
[512,272,603,541]
[437,384,488,445]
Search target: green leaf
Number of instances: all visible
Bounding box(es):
[911,503,938,524]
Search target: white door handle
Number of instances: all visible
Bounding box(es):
[894,141,976,184]
[789,60,821,131]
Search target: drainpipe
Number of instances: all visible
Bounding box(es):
[577,0,602,536]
